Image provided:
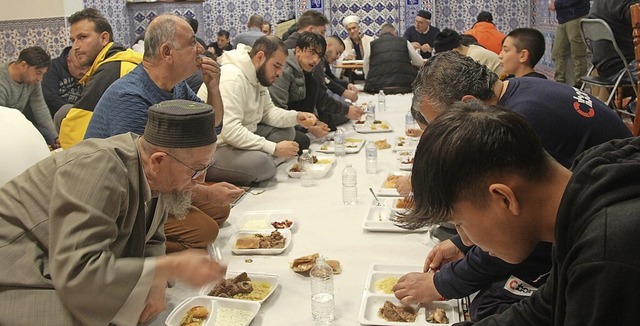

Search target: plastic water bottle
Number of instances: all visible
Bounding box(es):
[342,164,357,204]
[365,141,377,174]
[365,101,376,126]
[300,149,315,187]
[405,111,417,133]
[378,90,386,111]
[310,256,335,323]
[335,128,346,157]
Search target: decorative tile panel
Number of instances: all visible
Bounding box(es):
[0,0,558,77]
[127,2,202,45]
[435,0,530,35]
[204,0,296,41]
[84,0,130,46]
[331,0,409,39]
[0,17,68,64]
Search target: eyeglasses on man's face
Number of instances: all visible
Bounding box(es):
[162,152,212,180]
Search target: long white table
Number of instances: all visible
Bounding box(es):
[148,93,443,325]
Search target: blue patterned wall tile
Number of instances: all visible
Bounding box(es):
[1,0,558,75]
[0,17,68,64]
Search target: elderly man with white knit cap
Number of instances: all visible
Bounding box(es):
[342,15,375,61]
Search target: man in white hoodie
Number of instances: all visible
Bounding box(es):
[198,35,317,185]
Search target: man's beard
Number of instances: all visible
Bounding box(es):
[160,190,193,220]
[257,62,272,86]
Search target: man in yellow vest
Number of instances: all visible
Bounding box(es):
[59,8,142,148]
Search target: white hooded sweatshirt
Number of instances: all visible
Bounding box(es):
[198,44,298,154]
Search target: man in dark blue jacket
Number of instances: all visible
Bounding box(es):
[393,51,632,321]
[549,0,589,87]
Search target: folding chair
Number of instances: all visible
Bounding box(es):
[579,18,638,116]
[631,3,640,136]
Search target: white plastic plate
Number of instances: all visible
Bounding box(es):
[230,229,292,255]
[165,295,260,326]
[237,210,296,231]
[353,120,394,133]
[392,136,419,152]
[317,138,365,154]
[376,172,411,197]
[199,271,279,304]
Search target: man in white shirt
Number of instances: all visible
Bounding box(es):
[198,36,317,185]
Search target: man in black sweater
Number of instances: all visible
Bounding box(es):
[41,46,87,125]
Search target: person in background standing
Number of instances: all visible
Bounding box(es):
[549,0,589,87]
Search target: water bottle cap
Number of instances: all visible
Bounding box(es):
[302,149,309,154]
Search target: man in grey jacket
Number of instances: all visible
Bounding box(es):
[0,100,226,325]
[270,32,362,151]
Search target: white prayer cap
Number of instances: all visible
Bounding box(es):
[342,15,360,27]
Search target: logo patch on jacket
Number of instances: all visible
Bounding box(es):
[503,275,538,297]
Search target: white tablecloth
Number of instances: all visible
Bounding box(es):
[147,93,442,326]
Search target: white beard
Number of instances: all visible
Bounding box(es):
[160,190,193,220]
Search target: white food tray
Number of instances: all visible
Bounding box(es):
[376,172,411,197]
[358,264,463,325]
[237,210,296,231]
[353,120,394,133]
[230,229,292,255]
[165,295,260,326]
[363,206,428,233]
[199,271,279,304]
[317,138,365,154]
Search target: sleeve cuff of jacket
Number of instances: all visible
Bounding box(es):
[262,140,277,155]
[450,234,473,255]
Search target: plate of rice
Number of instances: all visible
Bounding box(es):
[199,271,279,304]
[165,295,260,326]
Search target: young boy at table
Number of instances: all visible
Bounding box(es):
[498,28,547,79]
[394,101,640,325]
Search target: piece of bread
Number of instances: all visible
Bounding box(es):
[326,260,342,274]
[235,237,261,249]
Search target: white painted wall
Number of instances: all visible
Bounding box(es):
[0,0,83,20]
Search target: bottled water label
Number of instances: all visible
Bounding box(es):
[365,144,377,174]
[366,147,377,159]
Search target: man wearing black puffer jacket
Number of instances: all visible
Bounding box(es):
[363,23,423,94]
